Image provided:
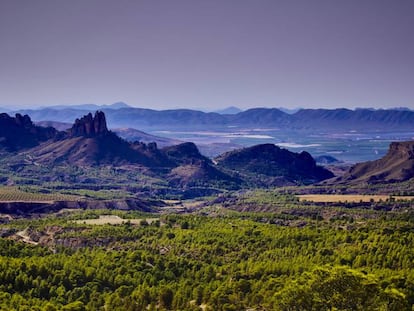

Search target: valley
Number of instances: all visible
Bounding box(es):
[0,108,414,310]
[3,1,413,309]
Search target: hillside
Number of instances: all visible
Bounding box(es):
[215,143,334,186]
[29,112,170,167]
[334,141,414,184]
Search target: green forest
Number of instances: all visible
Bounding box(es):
[0,196,414,310]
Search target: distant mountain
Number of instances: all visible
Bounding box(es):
[214,106,243,114]
[333,141,414,184]
[12,107,414,131]
[215,143,334,186]
[0,113,58,151]
[277,107,301,114]
[230,108,290,126]
[105,108,227,128]
[292,108,414,130]
[14,108,90,123]
[41,102,131,111]
[387,107,412,111]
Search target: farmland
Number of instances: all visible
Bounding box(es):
[0,186,81,202]
[298,194,414,203]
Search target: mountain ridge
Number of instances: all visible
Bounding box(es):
[12,107,414,131]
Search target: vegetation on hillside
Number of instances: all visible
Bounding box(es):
[0,197,413,310]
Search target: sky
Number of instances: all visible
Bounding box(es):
[0,0,413,111]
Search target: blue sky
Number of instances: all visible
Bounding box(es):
[1,0,413,110]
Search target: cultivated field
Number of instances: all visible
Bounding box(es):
[0,187,80,202]
[298,194,414,203]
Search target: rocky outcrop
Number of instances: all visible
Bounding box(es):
[70,111,108,137]
[0,113,58,151]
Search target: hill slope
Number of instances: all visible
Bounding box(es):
[334,141,414,184]
[29,111,167,167]
[215,143,334,186]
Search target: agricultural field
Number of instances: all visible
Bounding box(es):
[0,186,81,202]
[298,194,414,203]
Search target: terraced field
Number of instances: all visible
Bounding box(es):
[0,187,80,202]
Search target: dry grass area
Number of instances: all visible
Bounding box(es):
[74,215,159,225]
[0,187,80,202]
[298,194,414,203]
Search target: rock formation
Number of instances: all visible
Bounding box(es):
[70,111,108,137]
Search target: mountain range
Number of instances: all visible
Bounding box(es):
[6,107,414,131]
[0,111,334,190]
[2,110,414,196]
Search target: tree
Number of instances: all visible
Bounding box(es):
[273,266,408,310]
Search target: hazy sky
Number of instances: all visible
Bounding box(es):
[1,0,413,110]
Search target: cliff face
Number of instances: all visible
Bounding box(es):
[387,142,414,159]
[70,111,108,137]
[335,141,414,184]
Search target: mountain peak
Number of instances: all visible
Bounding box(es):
[70,111,108,137]
[214,106,242,115]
